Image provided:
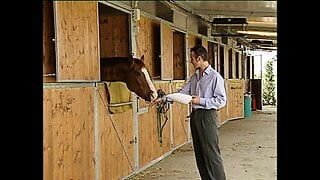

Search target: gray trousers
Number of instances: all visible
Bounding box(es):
[190,109,226,180]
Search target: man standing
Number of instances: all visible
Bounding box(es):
[179,45,227,180]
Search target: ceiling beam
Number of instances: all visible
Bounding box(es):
[193,9,276,17]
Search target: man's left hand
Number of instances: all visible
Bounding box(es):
[191,96,200,104]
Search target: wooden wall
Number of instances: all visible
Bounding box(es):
[54,1,100,81]
[187,34,197,78]
[43,1,56,83]
[202,38,208,50]
[171,81,189,148]
[217,79,244,124]
[173,32,185,80]
[97,84,134,179]
[161,22,173,80]
[99,4,130,58]
[227,79,244,119]
[136,16,161,78]
[138,82,171,168]
[44,87,96,180]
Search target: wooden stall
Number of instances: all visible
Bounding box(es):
[171,81,189,148]
[43,1,100,82]
[54,1,100,82]
[43,85,96,180]
[138,82,171,168]
[187,34,200,78]
[97,83,135,179]
[227,79,244,120]
[160,22,174,80]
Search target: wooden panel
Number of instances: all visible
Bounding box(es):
[187,34,197,78]
[161,22,173,80]
[173,32,185,80]
[171,82,189,148]
[99,4,129,58]
[97,84,134,179]
[136,16,161,78]
[43,1,56,82]
[226,79,244,119]
[138,82,171,168]
[43,87,95,180]
[54,1,100,81]
[202,38,208,50]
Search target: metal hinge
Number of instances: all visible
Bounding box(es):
[129,137,137,144]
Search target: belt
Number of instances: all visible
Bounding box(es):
[192,108,216,111]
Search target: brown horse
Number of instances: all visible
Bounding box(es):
[100,55,158,102]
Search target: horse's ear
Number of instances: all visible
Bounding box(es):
[140,55,144,62]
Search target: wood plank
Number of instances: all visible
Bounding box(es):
[54,1,100,81]
[136,16,161,79]
[187,34,197,78]
[44,87,96,180]
[202,38,208,50]
[43,89,53,180]
[161,22,173,80]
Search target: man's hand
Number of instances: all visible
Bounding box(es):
[191,96,200,105]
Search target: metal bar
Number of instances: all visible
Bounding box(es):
[54,80,100,83]
[212,34,246,37]
[137,107,149,115]
[169,83,173,148]
[43,82,95,89]
[94,84,100,180]
[43,73,56,77]
[131,93,140,172]
[107,101,133,107]
[98,1,132,14]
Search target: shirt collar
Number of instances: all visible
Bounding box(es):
[196,65,213,78]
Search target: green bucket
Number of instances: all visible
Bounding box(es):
[244,94,252,118]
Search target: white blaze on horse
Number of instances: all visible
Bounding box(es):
[100,55,158,102]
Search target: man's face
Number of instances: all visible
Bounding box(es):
[190,51,200,69]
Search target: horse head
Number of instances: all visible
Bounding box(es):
[125,55,158,102]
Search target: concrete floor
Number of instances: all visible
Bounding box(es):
[127,106,277,180]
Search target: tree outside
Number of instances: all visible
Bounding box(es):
[263,58,276,105]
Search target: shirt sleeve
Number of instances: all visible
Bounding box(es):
[177,76,193,95]
[199,74,227,109]
[165,76,193,103]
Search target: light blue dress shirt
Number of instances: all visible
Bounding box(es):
[178,65,227,110]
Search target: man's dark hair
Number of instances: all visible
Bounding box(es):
[190,45,208,61]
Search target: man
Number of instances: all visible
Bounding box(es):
[178,45,227,180]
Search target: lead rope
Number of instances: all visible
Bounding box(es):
[156,89,170,146]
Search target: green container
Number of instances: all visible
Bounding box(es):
[244,94,252,118]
